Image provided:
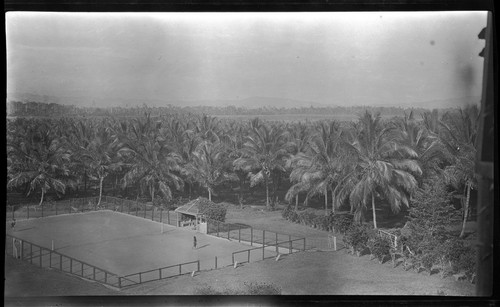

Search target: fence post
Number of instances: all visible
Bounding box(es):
[263,230,266,246]
[179,264,182,276]
[215,256,218,269]
[160,208,163,223]
[159,268,162,280]
[227,224,230,240]
[121,202,123,213]
[167,210,170,225]
[197,260,200,272]
[49,250,52,268]
[262,244,265,260]
[250,228,253,246]
[276,233,278,253]
[289,241,292,254]
[248,250,250,263]
[232,253,235,264]
[217,221,220,237]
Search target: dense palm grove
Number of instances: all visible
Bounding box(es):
[7,103,482,283]
[7,104,479,233]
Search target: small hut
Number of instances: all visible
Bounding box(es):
[174,197,211,233]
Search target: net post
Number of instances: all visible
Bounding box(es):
[151,206,154,221]
[167,210,170,225]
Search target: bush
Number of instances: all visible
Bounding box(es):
[367,235,391,263]
[343,224,372,254]
[197,198,227,222]
[331,213,354,234]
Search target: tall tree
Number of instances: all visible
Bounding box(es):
[234,119,290,209]
[334,111,422,229]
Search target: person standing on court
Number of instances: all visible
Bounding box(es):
[11,218,16,231]
[193,235,197,249]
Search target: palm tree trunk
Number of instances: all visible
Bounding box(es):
[459,182,471,238]
[97,176,104,207]
[151,184,155,203]
[324,189,328,216]
[331,190,335,214]
[208,188,212,201]
[39,189,45,207]
[295,194,299,211]
[371,193,377,229]
[265,180,270,209]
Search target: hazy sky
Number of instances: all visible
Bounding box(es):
[6,12,487,107]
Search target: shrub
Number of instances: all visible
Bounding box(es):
[343,224,371,254]
[367,235,391,263]
[197,197,227,222]
[331,213,354,234]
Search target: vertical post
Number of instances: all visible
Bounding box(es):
[49,251,52,268]
[262,244,265,260]
[289,240,292,254]
[248,250,250,263]
[263,230,266,246]
[167,210,170,225]
[217,221,220,237]
[159,268,162,280]
[136,205,138,216]
[197,260,200,272]
[276,233,278,253]
[251,228,253,246]
[334,236,337,251]
[215,256,218,269]
[121,202,123,213]
[69,199,71,214]
[227,224,230,240]
[179,264,182,276]
[239,226,241,243]
[160,208,163,223]
[232,253,235,265]
[152,207,154,221]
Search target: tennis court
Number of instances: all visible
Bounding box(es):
[6,210,277,280]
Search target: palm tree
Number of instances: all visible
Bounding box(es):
[185,141,237,201]
[234,119,290,209]
[440,105,479,238]
[334,111,422,229]
[78,125,122,207]
[119,114,185,203]
[7,122,73,206]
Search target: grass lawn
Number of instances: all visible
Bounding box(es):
[5,201,477,296]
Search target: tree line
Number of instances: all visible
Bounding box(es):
[7,104,479,237]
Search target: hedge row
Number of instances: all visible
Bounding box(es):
[282,204,354,234]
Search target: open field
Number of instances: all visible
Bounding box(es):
[5,211,277,278]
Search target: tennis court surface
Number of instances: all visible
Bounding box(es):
[6,211,277,278]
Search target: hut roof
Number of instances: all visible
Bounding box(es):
[174,197,214,217]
